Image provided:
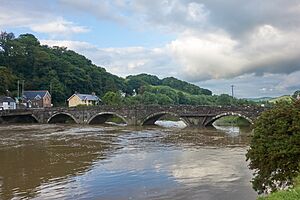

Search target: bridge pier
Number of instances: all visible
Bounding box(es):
[181,116,214,127]
[126,119,138,126]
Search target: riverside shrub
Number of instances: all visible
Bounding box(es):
[246,101,300,194]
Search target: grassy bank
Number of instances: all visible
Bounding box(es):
[214,116,251,127]
[258,176,300,200]
[106,116,126,124]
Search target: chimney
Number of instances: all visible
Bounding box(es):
[92,92,96,96]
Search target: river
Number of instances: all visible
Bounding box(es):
[0,121,257,200]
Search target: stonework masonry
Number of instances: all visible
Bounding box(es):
[0,105,266,127]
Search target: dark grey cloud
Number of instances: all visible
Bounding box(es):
[125,0,300,38]
[199,0,300,37]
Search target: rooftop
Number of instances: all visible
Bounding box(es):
[23,91,50,100]
[0,96,16,103]
[73,93,100,101]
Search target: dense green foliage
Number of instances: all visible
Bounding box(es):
[0,32,126,105]
[161,77,212,95]
[102,91,123,106]
[0,66,17,96]
[124,74,212,96]
[101,85,257,106]
[0,32,259,106]
[258,176,300,200]
[246,101,300,194]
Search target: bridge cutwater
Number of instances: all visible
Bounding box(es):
[0,105,266,127]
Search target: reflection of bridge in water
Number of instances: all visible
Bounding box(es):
[0,105,266,127]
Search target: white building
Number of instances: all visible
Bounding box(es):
[0,96,17,110]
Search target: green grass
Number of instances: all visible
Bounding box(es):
[214,116,251,127]
[258,176,300,200]
[106,116,126,124]
[269,95,293,104]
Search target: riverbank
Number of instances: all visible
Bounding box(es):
[258,176,300,200]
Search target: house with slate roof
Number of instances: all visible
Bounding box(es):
[23,90,52,108]
[67,92,101,107]
[0,96,16,110]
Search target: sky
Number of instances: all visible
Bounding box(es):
[1,0,300,98]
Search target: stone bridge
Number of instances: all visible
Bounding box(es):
[0,105,266,127]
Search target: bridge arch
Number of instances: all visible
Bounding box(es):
[0,114,39,124]
[141,111,188,126]
[205,112,253,127]
[28,114,40,123]
[47,112,78,124]
[88,112,128,125]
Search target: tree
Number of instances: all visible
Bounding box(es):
[141,91,158,105]
[156,94,174,105]
[125,78,145,95]
[0,66,17,95]
[0,32,15,54]
[102,91,123,105]
[246,101,300,194]
[293,90,300,99]
[162,77,212,95]
[178,91,190,104]
[215,94,233,105]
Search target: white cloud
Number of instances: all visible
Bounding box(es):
[168,31,245,80]
[0,0,89,37]
[40,40,96,51]
[31,18,89,36]
[187,2,209,22]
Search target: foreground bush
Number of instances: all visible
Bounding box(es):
[246,101,300,194]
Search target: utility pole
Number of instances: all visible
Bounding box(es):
[22,80,25,100]
[50,82,53,96]
[231,85,234,98]
[17,80,20,100]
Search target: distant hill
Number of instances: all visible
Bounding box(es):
[246,95,294,104]
[125,74,212,96]
[246,97,273,102]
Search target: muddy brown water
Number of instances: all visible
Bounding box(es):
[0,122,256,200]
